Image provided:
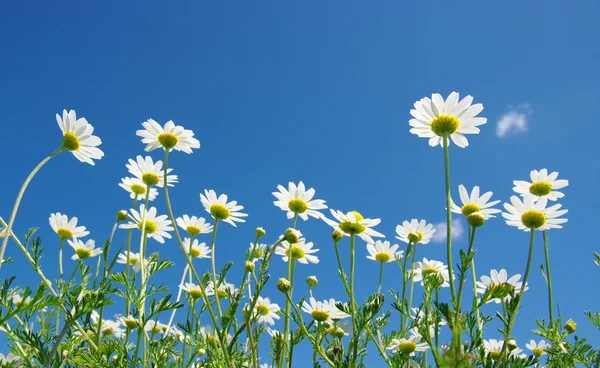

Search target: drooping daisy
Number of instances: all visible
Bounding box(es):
[49,213,89,241]
[200,190,248,227]
[126,155,178,188]
[502,194,568,231]
[56,109,104,165]
[275,239,319,264]
[137,119,200,153]
[395,219,435,245]
[451,185,501,220]
[119,204,173,243]
[366,240,403,263]
[386,328,429,356]
[513,169,568,201]
[176,215,213,236]
[0,353,22,366]
[116,314,138,330]
[322,210,384,244]
[253,296,281,325]
[476,269,528,304]
[205,280,238,299]
[118,177,158,201]
[181,282,205,300]
[91,311,123,338]
[409,92,487,148]
[525,340,549,357]
[145,320,169,335]
[116,251,144,273]
[272,181,327,221]
[183,238,211,259]
[68,239,102,261]
[483,339,522,361]
[412,258,450,287]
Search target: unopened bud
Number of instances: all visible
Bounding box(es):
[117,210,128,222]
[467,212,486,228]
[256,227,266,238]
[306,276,318,288]
[284,228,301,243]
[564,319,577,334]
[332,230,344,243]
[277,278,291,293]
[197,348,206,356]
[507,338,517,351]
[244,260,255,272]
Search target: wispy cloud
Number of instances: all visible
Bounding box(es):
[496,103,533,138]
[431,218,465,243]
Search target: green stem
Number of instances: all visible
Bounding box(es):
[457,226,477,312]
[285,260,297,368]
[210,219,223,319]
[442,135,457,304]
[399,242,413,330]
[543,231,554,326]
[58,238,64,280]
[350,234,359,368]
[471,257,482,339]
[406,244,417,328]
[281,213,298,367]
[377,262,384,294]
[125,197,137,320]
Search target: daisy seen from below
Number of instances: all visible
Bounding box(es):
[476,269,528,304]
[483,339,523,361]
[301,297,348,324]
[205,280,238,299]
[117,314,138,330]
[248,242,267,262]
[119,204,173,243]
[0,353,21,366]
[176,215,213,237]
[272,181,327,221]
[395,219,435,245]
[119,177,158,201]
[253,296,281,325]
[181,283,205,300]
[412,258,450,287]
[116,251,144,272]
[526,340,549,357]
[68,239,102,261]
[409,91,486,148]
[200,189,248,227]
[513,169,569,201]
[183,238,211,259]
[366,240,402,263]
[386,328,429,356]
[12,295,32,307]
[126,155,178,188]
[49,213,89,241]
[145,320,169,335]
[275,239,320,264]
[451,185,501,221]
[56,109,104,165]
[137,119,200,153]
[502,193,568,231]
[322,209,384,244]
[91,311,123,338]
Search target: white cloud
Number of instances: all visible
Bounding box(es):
[431,218,465,243]
[496,103,533,138]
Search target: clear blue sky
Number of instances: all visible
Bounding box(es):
[1,1,598,365]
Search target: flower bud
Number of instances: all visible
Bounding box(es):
[332,230,344,243]
[306,276,318,288]
[117,210,128,222]
[284,228,301,243]
[244,260,255,272]
[197,348,206,356]
[256,227,266,238]
[564,319,577,334]
[507,338,517,351]
[467,212,486,228]
[328,326,345,338]
[277,278,291,293]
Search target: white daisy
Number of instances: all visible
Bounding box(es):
[200,190,248,227]
[68,239,102,261]
[0,353,22,366]
[409,92,486,148]
[49,213,89,241]
[137,119,200,153]
[386,328,429,356]
[366,240,403,263]
[56,109,104,165]
[248,243,268,262]
[502,194,568,231]
[205,280,238,299]
[412,258,450,288]
[513,169,568,201]
[126,155,178,188]
[252,296,281,325]
[180,282,205,300]
[116,251,144,273]
[275,239,319,264]
[200,324,231,343]
[176,215,213,236]
[301,297,348,324]
[118,177,158,201]
[116,314,138,330]
[326,319,353,337]
[272,181,327,221]
[395,219,435,245]
[483,339,522,361]
[322,209,384,244]
[91,311,123,338]
[183,238,211,259]
[525,339,549,357]
[119,204,173,243]
[322,299,350,321]
[266,327,283,339]
[12,294,32,307]
[476,269,528,304]
[451,185,501,219]
[145,320,169,335]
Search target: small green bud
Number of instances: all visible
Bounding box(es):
[277,278,291,293]
[306,276,318,288]
[564,319,577,334]
[332,230,344,243]
[284,228,301,243]
[244,260,255,272]
[328,326,345,338]
[507,338,517,351]
[256,227,266,238]
[197,348,206,356]
[117,210,128,222]
[467,212,485,228]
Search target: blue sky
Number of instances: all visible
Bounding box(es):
[1,1,599,365]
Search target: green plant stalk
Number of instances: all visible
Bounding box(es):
[399,242,413,330]
[350,234,359,368]
[94,221,119,351]
[281,213,298,367]
[442,135,457,304]
[0,146,63,265]
[470,258,482,338]
[166,233,196,334]
[406,244,417,328]
[457,226,477,312]
[124,197,137,323]
[284,259,297,368]
[56,237,65,335]
[210,218,224,320]
[377,262,384,294]
[136,188,151,367]
[543,231,554,326]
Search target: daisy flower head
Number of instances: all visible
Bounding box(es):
[395,219,435,245]
[483,339,522,361]
[205,280,238,299]
[49,213,89,241]
[126,155,178,188]
[386,328,429,356]
[322,299,350,321]
[145,320,169,335]
[119,177,158,201]
[56,109,104,165]
[275,239,319,264]
[502,193,568,231]
[12,294,32,307]
[409,92,486,148]
[476,269,527,304]
[451,185,501,225]
[366,240,403,263]
[91,311,123,338]
[116,251,144,272]
[322,209,384,244]
[200,190,248,227]
[137,119,200,153]
[326,319,353,338]
[513,169,568,201]
[0,353,21,366]
[68,239,102,261]
[117,314,138,330]
[253,296,281,325]
[181,282,205,300]
[248,242,268,261]
[119,204,173,243]
[301,297,340,324]
[183,238,211,259]
[272,181,327,221]
[526,340,549,357]
[412,258,450,288]
[176,215,213,236]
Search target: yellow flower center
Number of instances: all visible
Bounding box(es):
[529,181,552,196]
[288,198,309,214]
[521,210,546,229]
[210,204,231,220]
[57,228,74,240]
[186,225,202,236]
[189,289,203,299]
[285,244,306,259]
[339,211,366,235]
[130,184,146,195]
[124,319,138,329]
[128,257,139,265]
[190,247,202,258]
[489,351,502,361]
[311,310,330,322]
[102,327,114,336]
[375,252,391,263]
[157,132,179,150]
[407,232,423,243]
[257,304,270,316]
[217,290,229,299]
[397,341,417,354]
[137,219,158,234]
[532,347,543,358]
[422,267,439,277]
[75,248,92,260]
[142,172,160,187]
[430,114,460,136]
[149,325,162,334]
[62,131,81,151]
[461,203,481,217]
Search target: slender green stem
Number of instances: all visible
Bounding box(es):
[136,187,151,367]
[406,245,417,328]
[209,219,223,319]
[281,213,298,367]
[442,135,457,304]
[457,226,477,311]
[58,239,65,279]
[0,147,63,265]
[399,242,413,330]
[435,288,440,350]
[285,260,297,368]
[377,262,384,294]
[350,234,359,368]
[124,197,137,323]
[543,231,554,326]
[471,257,482,338]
